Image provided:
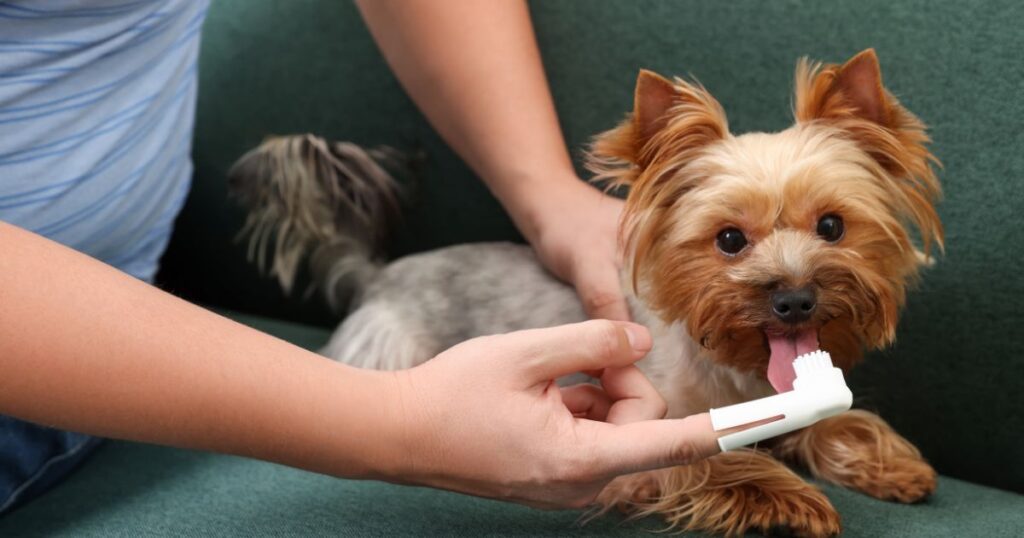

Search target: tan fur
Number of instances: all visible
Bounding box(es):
[597,450,841,537]
[588,50,941,535]
[774,410,937,503]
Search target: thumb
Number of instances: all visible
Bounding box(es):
[573,262,631,322]
[512,320,652,385]
[584,413,723,476]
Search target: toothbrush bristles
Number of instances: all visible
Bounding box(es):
[793,350,833,377]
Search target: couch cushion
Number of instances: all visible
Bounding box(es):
[2,440,1022,538]
[2,311,1020,537]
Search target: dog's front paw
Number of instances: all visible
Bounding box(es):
[597,452,841,537]
[774,410,938,504]
[758,487,841,538]
[715,476,841,538]
[855,456,937,503]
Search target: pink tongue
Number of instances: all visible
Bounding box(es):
[766,329,819,393]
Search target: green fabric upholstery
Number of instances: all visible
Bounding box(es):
[2,311,1021,537]
[14,0,1004,534]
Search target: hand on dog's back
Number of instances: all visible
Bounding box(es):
[520,182,633,323]
[387,319,722,509]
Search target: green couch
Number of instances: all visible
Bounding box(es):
[3,1,1022,536]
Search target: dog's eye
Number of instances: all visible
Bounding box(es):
[817,214,844,242]
[716,228,748,255]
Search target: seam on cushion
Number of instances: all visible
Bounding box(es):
[0,434,96,513]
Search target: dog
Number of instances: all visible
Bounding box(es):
[229,49,941,536]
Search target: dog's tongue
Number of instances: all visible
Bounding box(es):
[766,329,819,393]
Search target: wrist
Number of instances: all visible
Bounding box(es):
[289,363,414,482]
[346,368,426,483]
[497,172,595,245]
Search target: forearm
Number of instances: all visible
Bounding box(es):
[0,222,402,480]
[355,0,584,240]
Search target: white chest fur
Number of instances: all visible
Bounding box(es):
[628,295,775,418]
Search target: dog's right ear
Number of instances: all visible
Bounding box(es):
[588,69,728,187]
[633,70,679,148]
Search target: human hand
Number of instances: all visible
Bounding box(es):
[520,179,630,322]
[381,320,723,509]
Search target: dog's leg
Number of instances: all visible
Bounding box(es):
[597,449,841,537]
[774,409,936,503]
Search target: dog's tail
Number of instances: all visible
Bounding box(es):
[228,134,405,311]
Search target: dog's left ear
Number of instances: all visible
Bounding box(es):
[795,49,944,255]
[795,49,891,126]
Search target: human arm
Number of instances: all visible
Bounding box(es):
[355,0,630,321]
[0,222,726,508]
[0,221,402,479]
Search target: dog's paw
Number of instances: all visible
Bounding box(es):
[727,480,841,538]
[854,456,937,503]
[597,455,841,537]
[774,410,939,505]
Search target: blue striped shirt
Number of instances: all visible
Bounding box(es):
[0,0,209,282]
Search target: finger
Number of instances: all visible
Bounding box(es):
[599,365,668,424]
[573,262,632,322]
[560,383,611,421]
[517,320,652,384]
[583,413,723,477]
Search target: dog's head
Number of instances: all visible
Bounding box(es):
[589,50,942,392]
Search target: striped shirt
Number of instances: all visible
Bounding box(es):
[0,0,209,282]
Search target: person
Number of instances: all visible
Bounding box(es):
[0,0,730,515]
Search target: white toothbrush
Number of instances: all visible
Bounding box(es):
[710,350,853,451]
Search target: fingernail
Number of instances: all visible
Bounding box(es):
[623,324,652,352]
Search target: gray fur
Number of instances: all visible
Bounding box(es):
[229,134,586,366]
[322,242,587,369]
[229,134,403,310]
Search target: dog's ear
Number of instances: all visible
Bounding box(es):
[633,70,679,147]
[795,49,890,126]
[794,49,933,175]
[795,49,944,256]
[587,69,728,187]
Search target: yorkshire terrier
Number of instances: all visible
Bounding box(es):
[230,49,941,536]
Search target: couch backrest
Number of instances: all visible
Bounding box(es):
[158,0,1024,493]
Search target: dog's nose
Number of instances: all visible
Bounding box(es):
[771,287,817,324]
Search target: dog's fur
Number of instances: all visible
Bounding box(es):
[230,49,940,536]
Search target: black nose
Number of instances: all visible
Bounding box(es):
[771,287,817,324]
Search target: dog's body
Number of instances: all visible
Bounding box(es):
[231,50,940,536]
[320,241,769,417]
